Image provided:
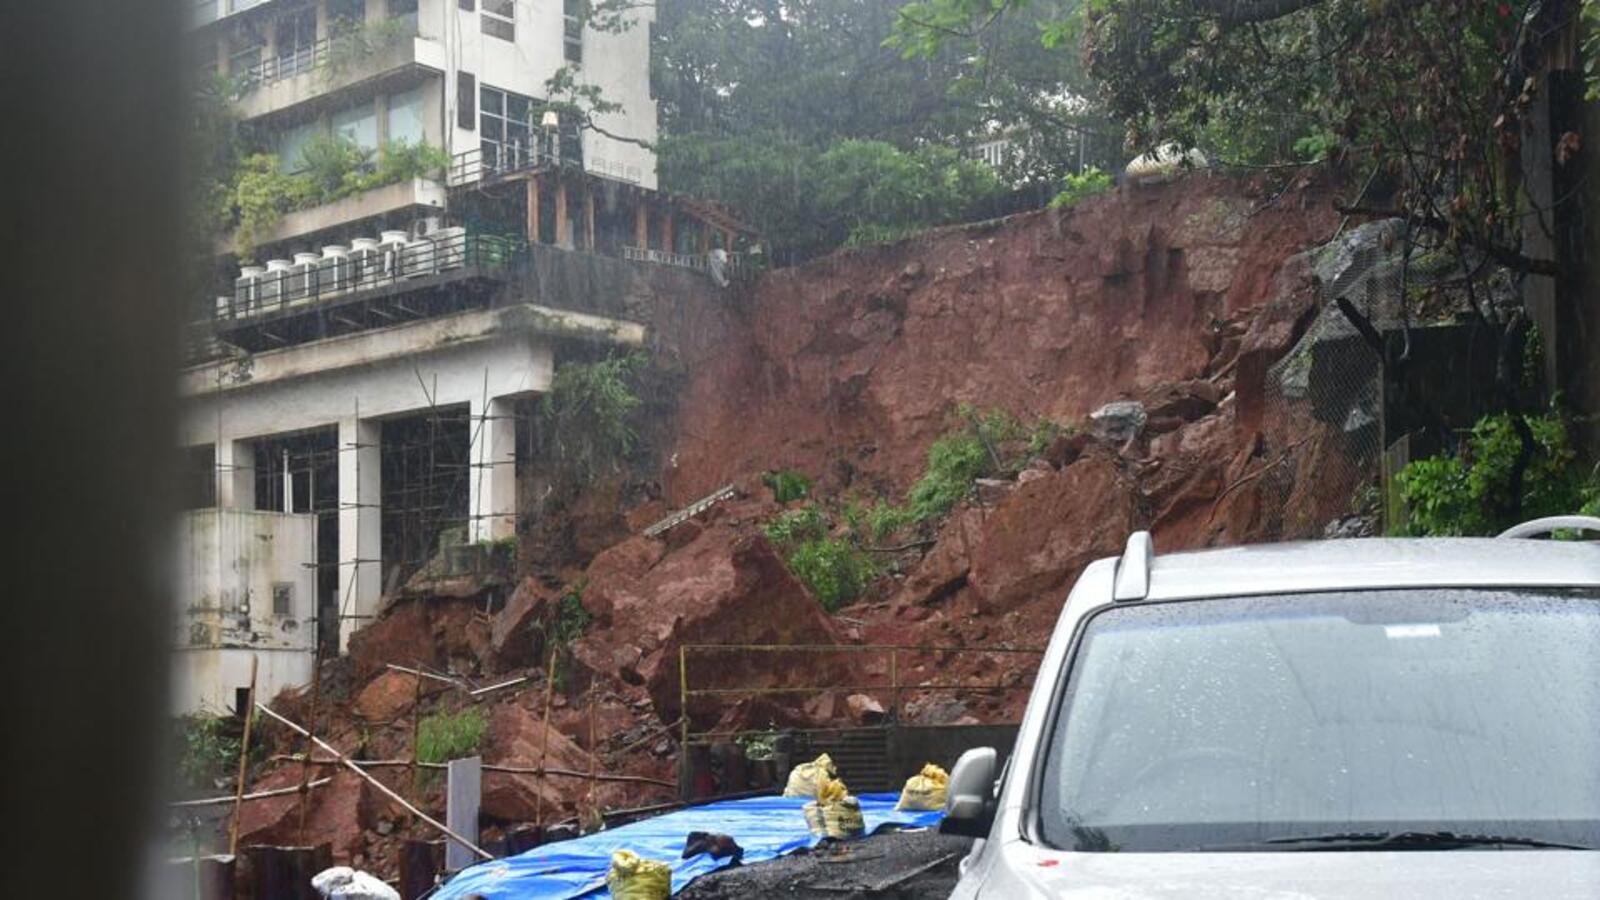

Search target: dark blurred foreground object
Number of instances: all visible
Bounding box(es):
[0,1,180,898]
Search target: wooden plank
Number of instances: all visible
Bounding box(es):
[555,181,570,248]
[635,196,649,250]
[527,176,541,245]
[445,756,483,873]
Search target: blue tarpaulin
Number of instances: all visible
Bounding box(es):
[431,793,944,899]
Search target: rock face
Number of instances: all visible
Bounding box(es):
[568,515,847,725]
[660,176,1340,505]
[967,454,1135,614]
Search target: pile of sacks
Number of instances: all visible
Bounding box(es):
[783,753,865,839]
[606,849,672,900]
[895,763,949,811]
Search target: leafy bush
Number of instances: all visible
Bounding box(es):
[536,353,647,479]
[1395,412,1597,537]
[551,580,592,643]
[1048,167,1114,209]
[224,137,450,259]
[868,406,1065,540]
[763,470,813,504]
[762,505,877,611]
[176,715,243,792]
[416,707,488,764]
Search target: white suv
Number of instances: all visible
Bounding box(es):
[945,518,1600,899]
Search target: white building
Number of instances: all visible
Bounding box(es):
[176,0,747,714]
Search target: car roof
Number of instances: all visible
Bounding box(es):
[1136,537,1600,601]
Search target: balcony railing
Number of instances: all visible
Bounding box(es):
[622,246,707,270]
[236,37,332,92]
[213,232,521,323]
[447,146,585,188]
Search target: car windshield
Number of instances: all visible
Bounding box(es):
[1038,589,1600,852]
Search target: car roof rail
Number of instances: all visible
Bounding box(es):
[1497,515,1600,539]
[1113,531,1153,601]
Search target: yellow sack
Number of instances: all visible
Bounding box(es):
[822,795,865,839]
[782,753,838,798]
[815,775,849,805]
[896,763,950,811]
[606,850,672,900]
[802,800,827,836]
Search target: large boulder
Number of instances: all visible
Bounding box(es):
[236,769,376,864]
[968,454,1135,614]
[571,523,847,726]
[478,704,609,823]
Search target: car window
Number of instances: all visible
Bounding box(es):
[1038,589,1600,852]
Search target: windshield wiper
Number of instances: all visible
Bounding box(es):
[1200,830,1595,852]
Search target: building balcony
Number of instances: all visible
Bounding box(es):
[233,30,444,122]
[209,231,526,352]
[222,176,446,253]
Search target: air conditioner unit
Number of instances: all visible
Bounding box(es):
[377,230,409,280]
[432,226,468,270]
[412,215,445,239]
[349,238,381,287]
[261,259,293,311]
[233,265,264,318]
[319,245,351,296]
[401,236,437,278]
[288,252,322,304]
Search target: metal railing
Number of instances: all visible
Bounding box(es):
[236,37,332,91]
[446,145,584,188]
[677,642,1044,748]
[622,245,707,271]
[213,232,521,323]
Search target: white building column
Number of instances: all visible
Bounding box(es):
[337,416,381,650]
[216,438,256,509]
[469,396,519,542]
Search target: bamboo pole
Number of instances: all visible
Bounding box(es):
[172,778,334,809]
[534,648,557,826]
[255,701,493,862]
[297,649,322,844]
[228,655,259,855]
[268,756,677,788]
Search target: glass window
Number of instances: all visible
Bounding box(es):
[326,0,364,30]
[332,101,378,151]
[277,119,322,173]
[482,0,514,40]
[276,6,318,76]
[389,0,418,30]
[563,0,582,63]
[480,85,503,117]
[386,85,427,146]
[1039,589,1600,852]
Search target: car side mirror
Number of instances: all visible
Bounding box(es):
[941,746,998,837]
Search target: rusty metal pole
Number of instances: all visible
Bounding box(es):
[889,649,899,721]
[678,645,690,798]
[534,647,557,827]
[227,655,259,856]
[297,648,322,844]
[410,657,423,800]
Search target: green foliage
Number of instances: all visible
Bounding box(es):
[735,731,777,760]
[176,715,243,792]
[762,505,877,611]
[763,470,813,504]
[663,136,1008,260]
[1585,0,1600,101]
[1048,167,1114,209]
[1395,412,1596,537]
[222,137,449,259]
[551,580,592,643]
[416,706,488,764]
[868,406,1063,540]
[325,18,415,81]
[536,353,647,480]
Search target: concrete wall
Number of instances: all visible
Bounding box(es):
[172,508,318,714]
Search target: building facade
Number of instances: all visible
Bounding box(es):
[175,0,746,714]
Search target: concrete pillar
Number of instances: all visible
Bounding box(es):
[337,416,381,650]
[661,207,674,254]
[216,438,256,509]
[315,0,329,39]
[469,397,517,542]
[584,188,596,251]
[635,196,648,249]
[527,176,541,245]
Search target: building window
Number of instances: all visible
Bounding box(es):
[457,71,476,130]
[459,0,475,9]
[563,0,583,63]
[390,0,419,29]
[275,5,319,78]
[479,85,582,174]
[272,583,294,617]
[332,99,379,151]
[387,84,427,146]
[482,0,514,41]
[327,0,365,30]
